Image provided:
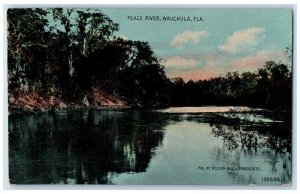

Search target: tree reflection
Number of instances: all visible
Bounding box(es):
[9,110,168,184]
[210,109,292,184]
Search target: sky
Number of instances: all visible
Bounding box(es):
[101,8,292,81]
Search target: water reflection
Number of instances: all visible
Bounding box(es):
[209,111,292,184]
[9,110,168,184]
[9,109,292,185]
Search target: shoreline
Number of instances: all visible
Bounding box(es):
[8,104,132,115]
[8,90,130,115]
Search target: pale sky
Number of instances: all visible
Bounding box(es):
[102,8,292,81]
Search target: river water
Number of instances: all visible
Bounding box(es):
[8,107,292,185]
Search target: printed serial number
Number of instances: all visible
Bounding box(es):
[262,177,281,182]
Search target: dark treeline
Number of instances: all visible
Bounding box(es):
[170,61,292,111]
[8,8,292,111]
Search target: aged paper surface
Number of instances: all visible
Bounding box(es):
[8,8,292,185]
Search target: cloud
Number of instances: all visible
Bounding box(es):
[218,27,265,54]
[203,53,219,69]
[228,50,288,71]
[162,55,222,81]
[169,70,221,81]
[162,56,197,71]
[164,50,288,82]
[170,31,208,48]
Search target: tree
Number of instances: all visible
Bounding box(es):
[7,8,49,94]
[118,41,169,108]
[258,61,291,110]
[77,37,133,94]
[240,72,257,105]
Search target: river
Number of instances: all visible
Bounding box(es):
[8,107,292,185]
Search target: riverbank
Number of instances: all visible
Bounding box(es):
[8,90,129,115]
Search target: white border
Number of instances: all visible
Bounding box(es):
[1,1,299,192]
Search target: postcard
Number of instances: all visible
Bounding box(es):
[7,7,293,185]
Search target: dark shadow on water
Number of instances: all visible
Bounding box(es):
[9,110,169,184]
